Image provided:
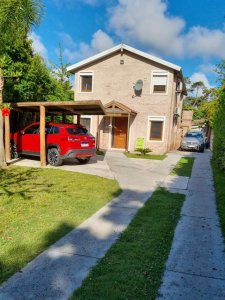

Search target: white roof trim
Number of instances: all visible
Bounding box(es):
[67,44,181,73]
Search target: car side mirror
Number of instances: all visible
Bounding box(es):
[20,130,25,135]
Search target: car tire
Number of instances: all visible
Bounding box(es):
[10,141,19,159]
[47,148,63,166]
[77,157,90,164]
[199,146,204,153]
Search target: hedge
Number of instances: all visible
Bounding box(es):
[213,88,225,171]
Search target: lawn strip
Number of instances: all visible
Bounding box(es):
[170,157,195,177]
[71,188,185,300]
[124,152,167,160]
[212,160,225,242]
[0,166,120,284]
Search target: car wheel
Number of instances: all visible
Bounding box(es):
[47,148,63,166]
[77,157,90,164]
[199,146,204,153]
[10,141,19,159]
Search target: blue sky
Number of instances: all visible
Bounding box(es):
[31,0,225,87]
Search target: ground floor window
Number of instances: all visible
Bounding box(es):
[148,116,165,141]
[80,116,92,133]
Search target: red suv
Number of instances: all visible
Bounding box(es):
[10,122,96,166]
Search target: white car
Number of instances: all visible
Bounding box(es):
[181,131,205,152]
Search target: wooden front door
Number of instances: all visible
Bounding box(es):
[112,117,128,149]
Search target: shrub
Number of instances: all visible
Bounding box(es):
[213,87,225,171]
[135,147,152,156]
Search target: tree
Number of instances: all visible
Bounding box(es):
[50,45,74,101]
[0,0,43,166]
[191,81,205,98]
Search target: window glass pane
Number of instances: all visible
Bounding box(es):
[80,117,91,132]
[24,125,40,134]
[81,75,92,92]
[45,125,52,134]
[150,121,163,140]
[153,85,166,92]
[66,127,88,135]
[45,126,59,134]
[53,126,60,134]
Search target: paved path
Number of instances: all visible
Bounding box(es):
[0,151,181,300]
[158,151,225,300]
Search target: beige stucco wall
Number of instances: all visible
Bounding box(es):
[75,50,183,153]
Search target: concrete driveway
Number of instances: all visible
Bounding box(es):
[12,154,115,179]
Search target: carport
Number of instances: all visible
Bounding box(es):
[4,100,106,166]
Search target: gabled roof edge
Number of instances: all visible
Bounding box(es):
[67,43,182,73]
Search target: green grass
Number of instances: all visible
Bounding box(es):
[0,166,121,284]
[212,160,225,242]
[71,188,185,300]
[124,152,167,160]
[170,157,195,177]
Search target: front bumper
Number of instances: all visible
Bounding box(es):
[181,144,203,151]
[61,148,96,159]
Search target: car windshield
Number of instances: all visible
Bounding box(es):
[66,127,88,135]
[185,132,203,139]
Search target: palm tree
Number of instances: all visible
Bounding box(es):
[0,0,43,166]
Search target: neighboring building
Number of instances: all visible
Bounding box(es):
[67,44,187,153]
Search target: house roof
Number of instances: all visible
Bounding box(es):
[67,44,182,73]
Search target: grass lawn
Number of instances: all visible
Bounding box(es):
[212,161,225,241]
[170,157,195,177]
[71,188,185,300]
[124,152,167,160]
[0,166,120,284]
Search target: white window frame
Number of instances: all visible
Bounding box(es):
[147,116,165,142]
[151,71,169,95]
[78,71,94,93]
[80,115,92,133]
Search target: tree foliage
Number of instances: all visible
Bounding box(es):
[183,84,218,125]
[0,0,74,166]
[0,0,73,103]
[213,60,225,171]
[213,88,225,170]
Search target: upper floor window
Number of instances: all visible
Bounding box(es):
[151,71,168,94]
[79,71,93,93]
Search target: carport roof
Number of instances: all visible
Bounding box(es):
[9,100,106,115]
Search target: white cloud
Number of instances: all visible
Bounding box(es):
[29,32,48,59]
[58,32,77,49]
[197,63,215,74]
[61,30,115,62]
[184,27,225,58]
[91,30,115,53]
[109,0,185,56]
[108,0,225,59]
[190,72,213,89]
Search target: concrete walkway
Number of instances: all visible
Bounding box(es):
[158,151,225,300]
[0,151,181,300]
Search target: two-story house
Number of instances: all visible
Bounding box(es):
[67,44,186,154]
